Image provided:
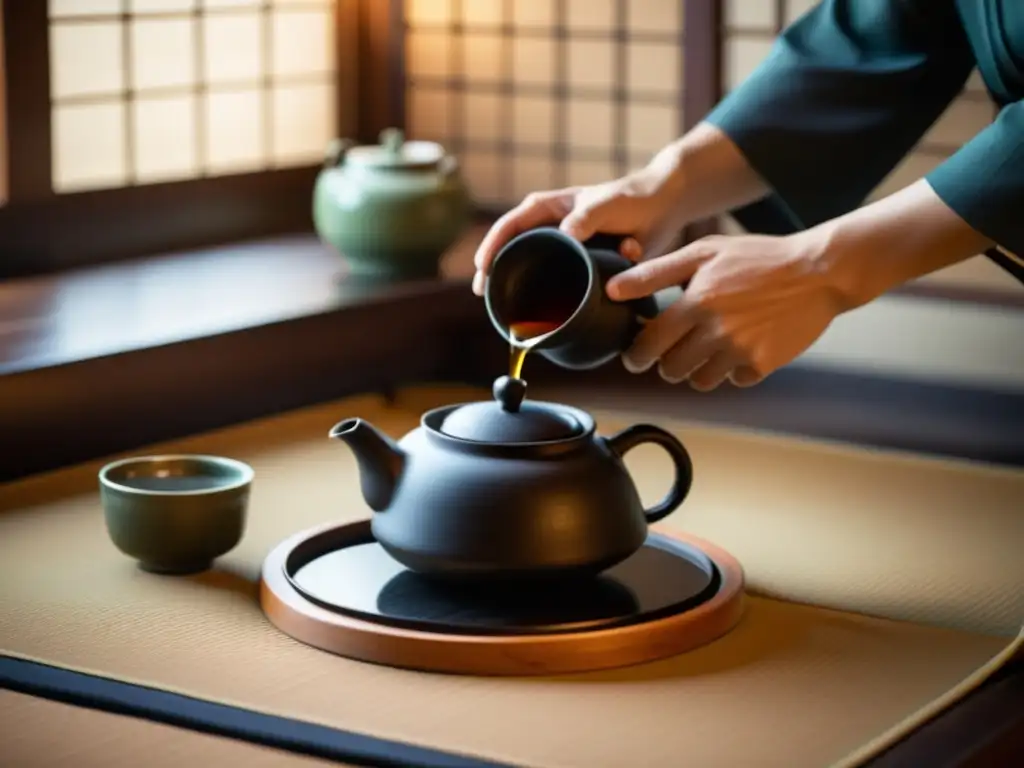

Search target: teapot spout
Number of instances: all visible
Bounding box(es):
[328,418,405,512]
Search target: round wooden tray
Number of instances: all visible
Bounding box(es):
[259,520,745,676]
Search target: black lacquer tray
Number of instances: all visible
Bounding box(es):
[282,521,720,637]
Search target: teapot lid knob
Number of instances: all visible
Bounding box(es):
[439,376,582,442]
[380,127,404,156]
[493,375,527,413]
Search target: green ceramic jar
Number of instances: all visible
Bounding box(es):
[313,128,471,280]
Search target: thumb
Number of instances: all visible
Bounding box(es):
[606,240,715,301]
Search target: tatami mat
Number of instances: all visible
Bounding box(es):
[0,689,351,768]
[1,386,1021,767]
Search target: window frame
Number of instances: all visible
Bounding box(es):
[0,0,714,278]
[0,0,365,278]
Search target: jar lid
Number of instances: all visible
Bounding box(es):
[345,128,445,170]
[439,377,584,443]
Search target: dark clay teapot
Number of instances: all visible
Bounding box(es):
[329,377,693,582]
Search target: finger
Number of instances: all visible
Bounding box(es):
[657,323,724,384]
[620,236,643,262]
[689,350,743,391]
[472,190,575,274]
[471,269,485,296]
[558,196,611,243]
[621,298,701,374]
[729,365,764,388]
[606,238,718,301]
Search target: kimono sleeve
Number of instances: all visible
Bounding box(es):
[703,0,976,235]
[926,100,1024,269]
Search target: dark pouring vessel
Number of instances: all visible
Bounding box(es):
[484,227,659,370]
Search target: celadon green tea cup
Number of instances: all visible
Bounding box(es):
[99,454,253,574]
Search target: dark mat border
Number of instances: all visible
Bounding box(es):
[3,651,1023,768]
[0,654,516,768]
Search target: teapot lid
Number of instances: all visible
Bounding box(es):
[346,128,445,170]
[439,377,584,443]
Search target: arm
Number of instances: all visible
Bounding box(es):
[644,0,973,235]
[596,0,1020,390]
[703,0,976,235]
[470,121,771,289]
[474,0,995,292]
[637,122,771,231]
[817,97,1024,304]
[814,179,996,308]
[603,129,1018,388]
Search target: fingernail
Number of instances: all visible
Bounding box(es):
[471,273,484,295]
[622,354,654,374]
[657,363,686,384]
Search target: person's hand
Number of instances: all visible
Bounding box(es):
[606,232,850,390]
[471,167,685,296]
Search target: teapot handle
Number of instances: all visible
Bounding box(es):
[437,153,461,181]
[604,424,693,524]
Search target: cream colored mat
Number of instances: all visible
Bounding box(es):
[0,689,350,767]
[0,385,1021,768]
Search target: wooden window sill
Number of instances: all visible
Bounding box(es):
[0,228,484,377]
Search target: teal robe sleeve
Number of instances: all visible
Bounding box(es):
[926,99,1024,267]
[704,0,1024,273]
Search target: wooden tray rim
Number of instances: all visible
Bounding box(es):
[259,520,746,676]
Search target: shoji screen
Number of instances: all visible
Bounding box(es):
[47,0,338,193]
[403,0,684,212]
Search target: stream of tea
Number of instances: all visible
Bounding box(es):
[508,321,561,380]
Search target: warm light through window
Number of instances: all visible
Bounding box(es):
[404,0,683,209]
[47,0,338,193]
